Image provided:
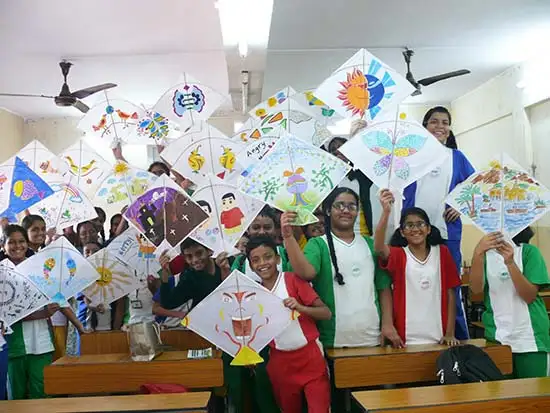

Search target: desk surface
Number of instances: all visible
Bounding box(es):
[326,339,513,388]
[0,392,211,413]
[353,378,550,412]
[45,351,223,395]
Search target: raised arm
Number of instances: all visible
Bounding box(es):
[61,306,87,334]
[470,233,503,295]
[374,189,394,260]
[281,212,316,281]
[159,251,192,309]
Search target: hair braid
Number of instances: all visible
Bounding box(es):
[324,213,345,285]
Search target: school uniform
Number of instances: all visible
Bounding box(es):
[267,272,330,413]
[127,285,155,325]
[159,266,221,310]
[483,244,550,378]
[304,234,391,348]
[231,245,292,282]
[380,245,461,344]
[7,318,54,399]
[403,147,474,340]
[338,173,372,236]
[0,338,7,400]
[153,275,192,328]
[223,257,284,413]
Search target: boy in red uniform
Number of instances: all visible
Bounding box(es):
[246,235,332,413]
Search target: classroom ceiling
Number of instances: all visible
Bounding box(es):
[0,0,230,119]
[1,0,549,120]
[263,0,550,104]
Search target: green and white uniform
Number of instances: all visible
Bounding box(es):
[231,245,291,282]
[304,235,391,348]
[7,318,54,399]
[483,244,550,378]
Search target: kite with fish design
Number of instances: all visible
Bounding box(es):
[83,248,140,307]
[339,119,447,191]
[446,153,550,239]
[0,259,49,330]
[124,175,208,249]
[238,133,350,225]
[0,156,54,222]
[16,237,99,306]
[315,48,414,121]
[181,270,294,366]
[15,140,67,183]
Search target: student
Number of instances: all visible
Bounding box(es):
[283,187,397,349]
[403,107,474,340]
[231,206,292,281]
[247,235,331,413]
[108,214,123,242]
[76,221,100,251]
[374,190,460,347]
[470,227,550,378]
[92,207,107,244]
[152,273,193,329]
[124,275,159,327]
[1,225,59,399]
[159,239,226,310]
[304,210,325,240]
[148,161,170,177]
[21,216,88,359]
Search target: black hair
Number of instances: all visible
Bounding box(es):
[1,224,29,246]
[94,207,107,243]
[197,200,212,213]
[21,215,46,231]
[76,221,99,247]
[257,205,276,222]
[245,235,279,259]
[221,193,236,201]
[512,226,534,246]
[322,187,360,286]
[422,106,458,149]
[109,214,122,239]
[148,161,170,175]
[389,207,446,247]
[180,237,205,253]
[327,136,374,232]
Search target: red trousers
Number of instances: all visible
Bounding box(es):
[267,340,330,413]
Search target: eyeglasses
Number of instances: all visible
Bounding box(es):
[402,221,428,231]
[332,202,358,212]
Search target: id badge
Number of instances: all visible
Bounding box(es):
[130,300,143,309]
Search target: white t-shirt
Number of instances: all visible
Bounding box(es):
[326,235,380,347]
[128,286,155,325]
[404,246,443,345]
[23,319,55,355]
[413,148,452,238]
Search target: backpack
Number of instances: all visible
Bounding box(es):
[436,344,505,384]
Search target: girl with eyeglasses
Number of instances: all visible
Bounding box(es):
[375,190,461,347]
[282,187,398,410]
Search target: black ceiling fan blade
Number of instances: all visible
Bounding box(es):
[71,83,117,99]
[0,93,55,99]
[418,70,471,87]
[73,100,90,113]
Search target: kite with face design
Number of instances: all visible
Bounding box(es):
[182,270,294,365]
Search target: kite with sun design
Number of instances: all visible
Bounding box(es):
[315,48,414,121]
[83,248,141,307]
[181,270,296,366]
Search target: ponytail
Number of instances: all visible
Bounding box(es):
[324,213,345,285]
[446,131,458,149]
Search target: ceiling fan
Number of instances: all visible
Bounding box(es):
[403,48,470,96]
[0,61,117,113]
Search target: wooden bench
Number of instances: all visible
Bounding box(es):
[44,350,223,396]
[326,339,512,389]
[0,392,211,413]
[80,329,211,355]
[327,339,512,413]
[353,377,550,412]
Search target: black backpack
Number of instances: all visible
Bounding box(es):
[436,344,505,384]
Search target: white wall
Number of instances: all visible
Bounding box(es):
[0,108,24,162]
[451,56,550,264]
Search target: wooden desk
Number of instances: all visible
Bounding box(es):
[353,377,550,412]
[326,339,512,388]
[44,351,223,396]
[0,392,211,413]
[80,330,211,355]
